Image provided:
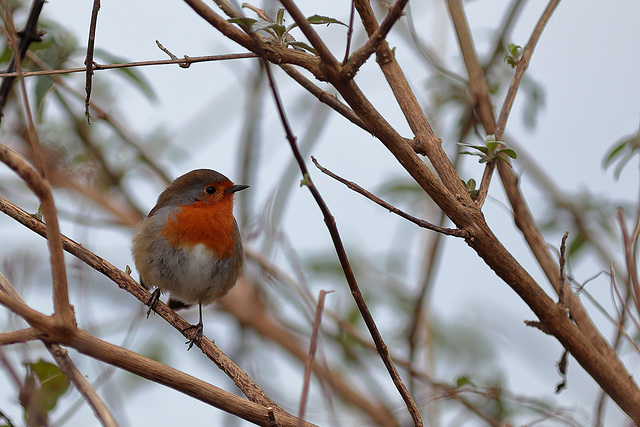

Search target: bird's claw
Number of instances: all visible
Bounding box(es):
[146,288,161,318]
[182,322,203,351]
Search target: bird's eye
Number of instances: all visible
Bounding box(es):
[205,186,216,194]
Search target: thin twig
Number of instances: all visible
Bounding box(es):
[262,58,422,426]
[342,0,356,64]
[0,0,45,119]
[405,3,467,84]
[84,0,100,123]
[474,161,495,208]
[0,53,256,78]
[312,157,467,238]
[617,209,640,321]
[297,290,333,427]
[24,50,173,186]
[558,231,569,305]
[609,264,640,340]
[156,40,190,68]
[495,0,560,139]
[482,0,527,71]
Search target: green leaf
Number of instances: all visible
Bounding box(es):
[568,233,587,257]
[27,360,70,411]
[286,41,317,55]
[251,21,286,37]
[306,14,347,27]
[93,48,157,102]
[228,17,257,27]
[504,43,522,68]
[20,360,70,425]
[603,134,638,180]
[300,173,311,187]
[276,8,286,25]
[499,148,517,159]
[34,76,55,122]
[455,374,474,388]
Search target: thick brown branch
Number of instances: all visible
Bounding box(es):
[0,328,40,345]
[278,0,339,67]
[352,0,466,196]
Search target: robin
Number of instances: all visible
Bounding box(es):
[132,169,248,350]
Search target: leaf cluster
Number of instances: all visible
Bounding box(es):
[229,8,346,54]
[504,42,522,68]
[458,135,517,164]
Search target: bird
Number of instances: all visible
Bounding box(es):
[132,169,248,350]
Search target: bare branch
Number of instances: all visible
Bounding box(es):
[342,0,356,63]
[445,0,497,133]
[495,0,560,139]
[312,156,468,238]
[262,58,422,426]
[617,209,640,321]
[0,53,256,79]
[297,289,333,427]
[84,0,100,123]
[0,328,40,345]
[0,0,45,119]
[343,0,409,77]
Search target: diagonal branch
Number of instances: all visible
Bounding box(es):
[352,0,467,196]
[0,287,314,427]
[495,0,560,140]
[278,0,339,67]
[262,58,422,426]
[312,157,467,237]
[445,0,496,133]
[46,344,117,427]
[297,289,332,426]
[343,0,409,77]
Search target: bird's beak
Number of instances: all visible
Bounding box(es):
[225,184,249,194]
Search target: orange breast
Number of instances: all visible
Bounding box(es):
[162,197,237,257]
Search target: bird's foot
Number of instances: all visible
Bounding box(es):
[182,321,203,351]
[145,288,161,318]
